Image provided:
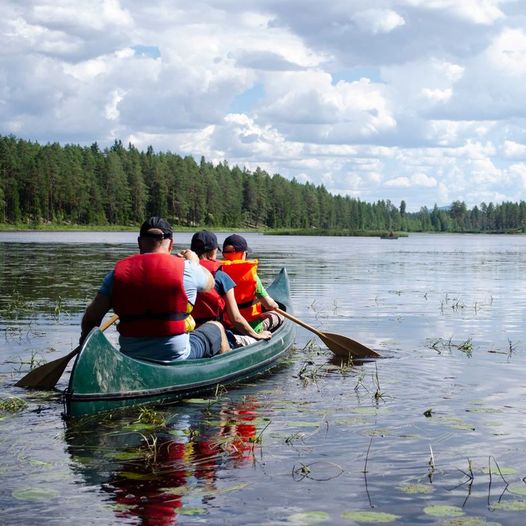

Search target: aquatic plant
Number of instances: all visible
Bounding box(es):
[341,511,400,523]
[424,504,464,517]
[0,396,27,414]
[373,363,384,401]
[287,511,330,524]
[427,336,475,356]
[292,461,343,482]
[3,288,33,319]
[457,338,473,356]
[135,407,167,427]
[138,432,159,466]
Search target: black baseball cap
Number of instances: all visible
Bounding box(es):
[191,230,219,253]
[139,216,173,239]
[222,234,252,254]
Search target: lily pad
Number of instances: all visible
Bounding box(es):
[288,511,330,524]
[124,422,159,432]
[341,511,400,523]
[509,485,526,496]
[350,407,388,415]
[481,466,517,475]
[178,507,207,516]
[491,500,526,511]
[0,396,27,413]
[335,417,368,426]
[284,421,322,428]
[119,471,158,481]
[442,517,501,526]
[438,417,475,431]
[424,505,464,517]
[12,487,61,501]
[204,482,250,495]
[398,483,433,494]
[112,451,143,461]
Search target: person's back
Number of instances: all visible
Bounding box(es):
[80,218,229,362]
[221,234,283,334]
[190,230,272,346]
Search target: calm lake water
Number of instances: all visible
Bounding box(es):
[1,232,526,525]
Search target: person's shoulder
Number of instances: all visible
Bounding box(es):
[215,269,236,290]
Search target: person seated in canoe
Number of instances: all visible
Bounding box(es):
[220,234,284,335]
[80,217,230,362]
[190,230,272,347]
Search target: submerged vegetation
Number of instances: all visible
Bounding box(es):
[2,134,526,234]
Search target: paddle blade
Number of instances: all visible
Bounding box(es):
[15,347,80,390]
[320,332,380,359]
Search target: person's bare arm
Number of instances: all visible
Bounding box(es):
[224,289,271,340]
[178,249,215,292]
[80,293,112,343]
[260,295,279,311]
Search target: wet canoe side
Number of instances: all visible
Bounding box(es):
[65,268,294,417]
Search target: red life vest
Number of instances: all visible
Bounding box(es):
[192,259,225,326]
[112,253,193,337]
[220,259,263,325]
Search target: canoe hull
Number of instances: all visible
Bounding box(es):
[65,268,294,417]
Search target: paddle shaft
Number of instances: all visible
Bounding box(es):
[275,308,325,339]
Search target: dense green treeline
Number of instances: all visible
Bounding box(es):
[1,134,526,233]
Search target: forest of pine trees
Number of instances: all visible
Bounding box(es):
[1,134,526,234]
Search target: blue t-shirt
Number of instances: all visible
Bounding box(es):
[100,259,210,361]
[214,269,236,296]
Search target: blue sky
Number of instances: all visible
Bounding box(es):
[2,0,526,211]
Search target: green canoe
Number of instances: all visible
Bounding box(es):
[64,267,295,417]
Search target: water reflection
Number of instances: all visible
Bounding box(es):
[65,397,260,525]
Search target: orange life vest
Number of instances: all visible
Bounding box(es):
[113,253,194,337]
[192,259,225,325]
[220,259,263,324]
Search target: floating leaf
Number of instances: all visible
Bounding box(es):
[124,422,158,432]
[466,406,502,414]
[119,471,157,481]
[366,428,390,437]
[399,483,433,494]
[424,505,464,517]
[481,466,517,475]
[0,396,27,413]
[509,485,526,496]
[341,511,400,523]
[203,482,250,496]
[335,417,368,426]
[350,407,387,415]
[438,416,475,431]
[29,459,53,468]
[288,511,330,524]
[12,487,60,501]
[284,421,322,428]
[442,516,501,526]
[491,500,526,511]
[178,507,207,516]
[112,451,143,461]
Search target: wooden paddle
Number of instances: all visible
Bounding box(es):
[276,308,380,359]
[15,314,119,390]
